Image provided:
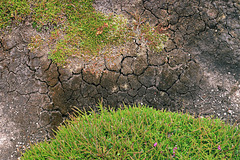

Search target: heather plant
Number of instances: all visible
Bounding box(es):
[0,0,168,65]
[21,104,240,159]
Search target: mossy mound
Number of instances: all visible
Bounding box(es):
[21,104,239,159]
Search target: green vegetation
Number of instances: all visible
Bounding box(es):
[0,0,168,65]
[0,0,31,28]
[21,104,239,159]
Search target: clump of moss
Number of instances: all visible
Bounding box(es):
[1,0,168,65]
[21,104,239,159]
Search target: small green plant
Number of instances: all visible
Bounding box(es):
[21,104,239,159]
[0,0,168,65]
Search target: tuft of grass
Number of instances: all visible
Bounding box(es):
[1,0,168,65]
[0,0,31,28]
[21,104,240,159]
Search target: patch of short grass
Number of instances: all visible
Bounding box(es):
[21,104,240,159]
[0,0,30,28]
[1,0,168,65]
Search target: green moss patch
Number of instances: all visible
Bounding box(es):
[1,0,168,65]
[21,104,239,159]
